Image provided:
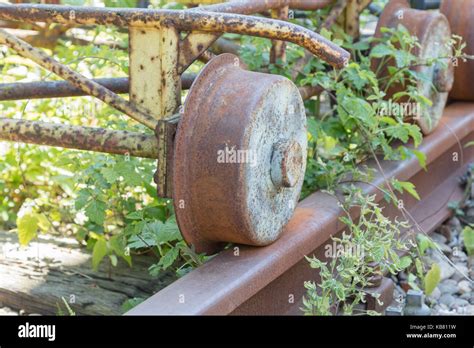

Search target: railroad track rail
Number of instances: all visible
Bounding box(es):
[126,102,474,315]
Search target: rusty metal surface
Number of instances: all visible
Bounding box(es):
[126,102,474,315]
[337,0,372,38]
[200,0,334,12]
[0,74,196,101]
[374,0,453,134]
[211,37,241,55]
[178,0,334,71]
[270,5,289,63]
[0,4,349,69]
[129,26,180,119]
[0,28,158,129]
[0,77,128,101]
[440,0,474,101]
[173,53,307,254]
[289,0,334,10]
[0,118,158,158]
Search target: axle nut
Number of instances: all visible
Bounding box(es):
[271,139,303,188]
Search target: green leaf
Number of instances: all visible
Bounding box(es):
[114,161,142,186]
[424,263,441,295]
[334,284,345,301]
[85,200,106,225]
[109,254,118,267]
[17,213,39,246]
[417,234,434,255]
[392,180,420,200]
[92,238,108,271]
[371,245,385,262]
[36,213,51,232]
[411,149,427,170]
[126,211,143,220]
[462,226,474,256]
[307,117,318,140]
[101,167,120,184]
[121,297,144,312]
[75,189,91,210]
[110,235,132,267]
[158,246,180,270]
[370,44,393,58]
[408,272,421,291]
[415,258,424,277]
[398,256,412,270]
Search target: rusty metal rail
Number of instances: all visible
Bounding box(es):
[0,74,196,101]
[0,118,159,158]
[126,102,474,315]
[0,74,321,102]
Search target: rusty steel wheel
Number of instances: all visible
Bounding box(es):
[440,0,474,101]
[173,53,307,254]
[374,0,454,134]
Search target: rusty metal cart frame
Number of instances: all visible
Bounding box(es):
[0,1,353,199]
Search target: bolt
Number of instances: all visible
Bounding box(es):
[404,289,431,315]
[385,306,403,316]
[270,139,303,188]
[406,289,423,306]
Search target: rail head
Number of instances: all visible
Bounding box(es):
[0,3,349,68]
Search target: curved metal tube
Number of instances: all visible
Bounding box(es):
[0,4,349,68]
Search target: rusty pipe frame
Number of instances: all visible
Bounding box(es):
[0,4,349,68]
[0,74,197,101]
[0,118,159,158]
[0,28,158,129]
[197,0,334,13]
[179,0,334,71]
[0,75,321,102]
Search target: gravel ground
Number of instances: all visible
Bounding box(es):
[393,217,474,315]
[391,165,474,315]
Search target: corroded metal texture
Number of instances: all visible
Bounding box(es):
[0,77,129,101]
[0,28,158,129]
[129,26,180,118]
[0,74,196,101]
[322,0,348,30]
[178,0,334,71]
[440,0,474,101]
[0,4,350,68]
[374,0,453,134]
[337,0,372,38]
[127,103,474,315]
[211,37,241,55]
[0,118,158,158]
[0,74,319,104]
[270,5,289,63]
[200,0,334,12]
[173,54,307,254]
[197,0,291,14]
[298,84,324,100]
[289,0,334,10]
[128,25,180,200]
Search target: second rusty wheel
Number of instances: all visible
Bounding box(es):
[440,0,474,101]
[173,54,307,255]
[374,0,454,134]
